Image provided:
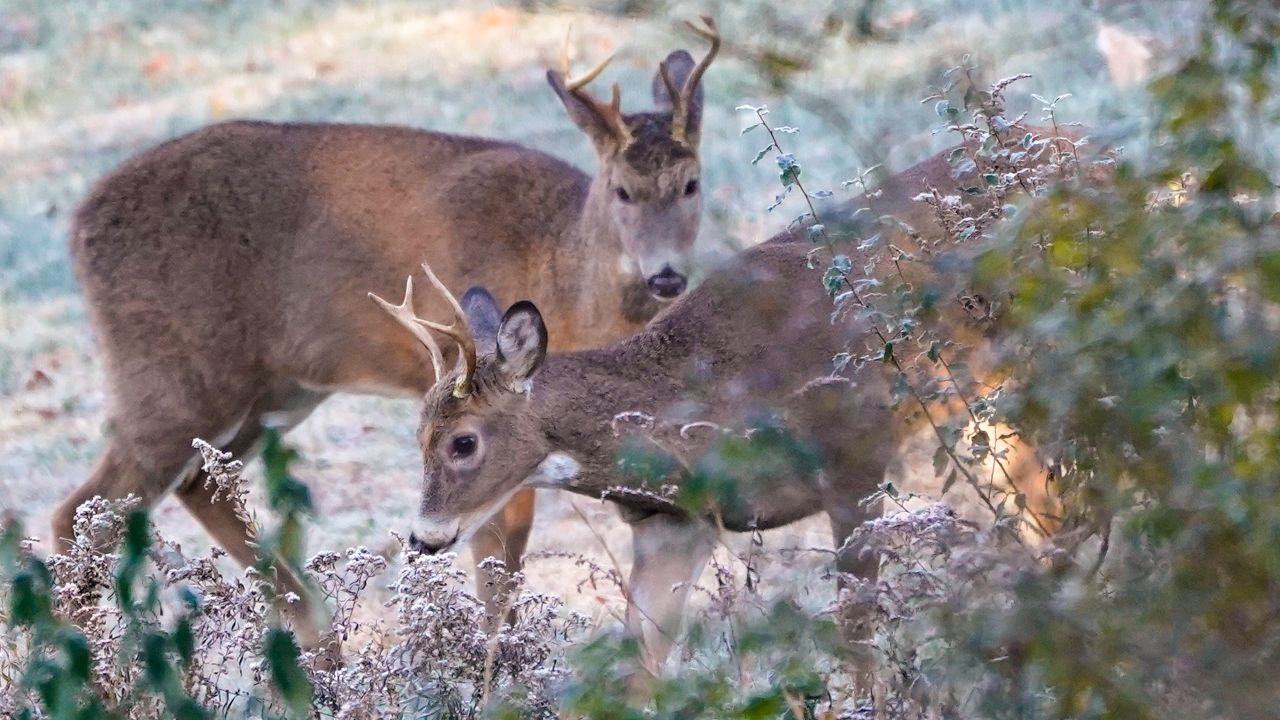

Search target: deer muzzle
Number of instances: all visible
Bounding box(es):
[409,517,461,554]
[646,265,688,300]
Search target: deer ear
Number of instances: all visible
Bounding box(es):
[462,287,502,356]
[547,70,622,152]
[496,301,548,388]
[652,50,703,144]
[651,50,694,110]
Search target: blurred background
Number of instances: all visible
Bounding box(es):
[0,0,1199,611]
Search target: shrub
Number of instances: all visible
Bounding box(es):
[1,432,585,719]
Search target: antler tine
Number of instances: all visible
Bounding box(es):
[684,14,719,43]
[672,15,720,143]
[367,277,446,384]
[560,24,617,93]
[566,52,616,93]
[415,262,478,397]
[561,25,572,80]
[559,25,630,144]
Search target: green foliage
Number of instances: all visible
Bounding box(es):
[944,1,1280,715]
[0,432,319,719]
[3,525,103,720]
[263,629,311,718]
[260,427,315,580]
[2,513,209,719]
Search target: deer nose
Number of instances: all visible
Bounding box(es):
[646,266,687,300]
[409,531,457,555]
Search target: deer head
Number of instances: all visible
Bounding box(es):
[547,17,720,301]
[370,268,554,552]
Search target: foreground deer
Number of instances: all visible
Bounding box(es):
[371,246,900,672]
[374,125,1090,669]
[57,20,720,628]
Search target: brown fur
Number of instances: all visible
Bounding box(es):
[415,241,891,536]
[403,131,1096,665]
[56,39,717,632]
[620,113,695,173]
[407,241,890,672]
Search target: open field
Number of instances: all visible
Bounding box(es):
[1,0,1200,638]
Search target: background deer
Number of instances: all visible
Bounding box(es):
[55,19,720,630]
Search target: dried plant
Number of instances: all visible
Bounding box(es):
[0,443,587,719]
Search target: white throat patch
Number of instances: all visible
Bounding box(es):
[524,451,581,489]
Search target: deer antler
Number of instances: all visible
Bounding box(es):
[368,263,478,398]
[660,15,720,144]
[413,263,477,398]
[368,276,447,384]
[559,26,630,145]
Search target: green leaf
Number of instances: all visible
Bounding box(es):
[10,566,52,626]
[932,445,950,476]
[779,165,801,187]
[174,618,195,666]
[265,627,313,717]
[262,428,313,517]
[142,632,172,687]
[60,629,92,683]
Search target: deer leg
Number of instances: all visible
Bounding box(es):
[174,385,327,647]
[469,487,536,626]
[827,493,883,699]
[624,512,716,677]
[52,436,204,632]
[52,441,157,554]
[827,494,882,641]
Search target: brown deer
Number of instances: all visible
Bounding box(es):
[373,129,1089,671]
[373,243,911,674]
[55,19,721,632]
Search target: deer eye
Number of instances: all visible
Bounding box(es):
[449,434,477,459]
[615,187,632,203]
[684,179,699,196]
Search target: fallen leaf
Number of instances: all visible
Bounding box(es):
[24,368,52,390]
[143,53,171,78]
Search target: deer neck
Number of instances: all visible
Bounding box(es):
[526,343,685,512]
[549,177,659,348]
